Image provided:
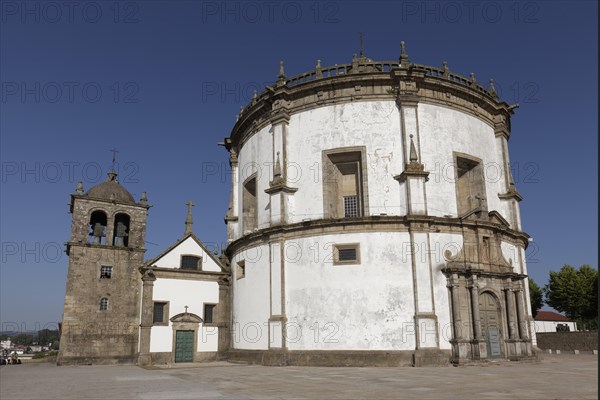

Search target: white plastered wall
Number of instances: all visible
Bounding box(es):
[149,279,219,353]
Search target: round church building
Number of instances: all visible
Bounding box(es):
[223,43,536,366]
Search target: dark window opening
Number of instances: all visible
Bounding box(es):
[113,213,130,247]
[242,177,258,232]
[100,297,109,311]
[323,151,365,219]
[334,244,360,265]
[100,266,112,279]
[181,255,201,270]
[204,304,216,324]
[89,211,107,245]
[455,155,486,216]
[153,302,167,324]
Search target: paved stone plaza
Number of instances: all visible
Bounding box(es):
[0,354,597,399]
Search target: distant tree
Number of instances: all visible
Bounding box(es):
[528,278,543,317]
[12,333,34,346]
[544,264,598,330]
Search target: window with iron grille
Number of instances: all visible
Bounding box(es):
[180,255,201,270]
[204,304,216,324]
[333,244,360,265]
[322,149,367,219]
[344,196,358,218]
[153,302,168,325]
[100,266,112,279]
[100,298,109,311]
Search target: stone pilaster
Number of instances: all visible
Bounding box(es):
[394,99,428,215]
[514,285,528,340]
[265,110,297,226]
[217,276,231,355]
[137,270,156,366]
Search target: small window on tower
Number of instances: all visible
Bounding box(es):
[333,244,360,265]
[100,266,112,279]
[180,255,201,270]
[100,297,109,311]
[203,304,216,324]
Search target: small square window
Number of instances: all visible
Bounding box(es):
[100,266,112,279]
[204,304,216,324]
[333,244,360,265]
[236,260,246,280]
[153,302,169,325]
[181,255,201,270]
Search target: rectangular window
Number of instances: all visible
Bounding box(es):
[455,154,487,216]
[204,304,216,324]
[153,302,169,325]
[100,298,109,311]
[236,260,246,280]
[323,149,367,219]
[242,177,258,233]
[100,266,112,279]
[333,244,360,265]
[180,255,201,270]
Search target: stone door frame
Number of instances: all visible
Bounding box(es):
[170,312,202,364]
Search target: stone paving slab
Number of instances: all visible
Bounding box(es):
[0,354,597,399]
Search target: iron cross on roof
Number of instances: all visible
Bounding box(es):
[110,147,119,171]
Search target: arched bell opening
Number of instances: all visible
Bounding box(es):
[113,213,130,247]
[89,210,107,245]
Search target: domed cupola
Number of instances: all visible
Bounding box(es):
[86,171,136,204]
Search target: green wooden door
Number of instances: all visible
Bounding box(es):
[175,330,194,363]
[479,293,503,359]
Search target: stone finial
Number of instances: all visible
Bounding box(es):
[400,41,409,67]
[469,73,476,86]
[213,248,218,256]
[239,105,244,115]
[274,151,282,178]
[277,60,286,86]
[443,61,449,78]
[279,60,285,77]
[253,89,257,100]
[139,191,147,204]
[184,200,195,236]
[409,134,418,163]
[316,59,323,79]
[489,79,499,99]
[75,181,84,194]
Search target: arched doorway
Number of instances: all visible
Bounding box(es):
[479,292,503,359]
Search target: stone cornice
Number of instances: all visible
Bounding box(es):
[140,265,229,282]
[498,188,524,202]
[66,241,146,256]
[224,215,530,256]
[70,194,151,210]
[226,61,515,152]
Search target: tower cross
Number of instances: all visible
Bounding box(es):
[110,147,119,171]
[184,305,189,313]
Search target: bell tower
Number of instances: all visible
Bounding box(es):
[57,170,150,365]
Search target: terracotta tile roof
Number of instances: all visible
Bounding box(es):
[534,310,572,321]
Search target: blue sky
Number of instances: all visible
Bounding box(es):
[0,0,597,330]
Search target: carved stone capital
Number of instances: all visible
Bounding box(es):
[394,162,430,182]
